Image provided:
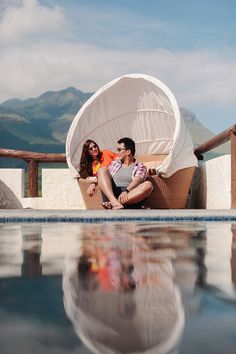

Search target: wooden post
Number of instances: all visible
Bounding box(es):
[28,159,38,197]
[231,225,236,287]
[231,132,236,208]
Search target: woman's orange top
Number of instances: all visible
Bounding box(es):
[92,150,117,176]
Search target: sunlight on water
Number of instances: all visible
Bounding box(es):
[0,222,236,354]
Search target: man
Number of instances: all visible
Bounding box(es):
[97,137,153,210]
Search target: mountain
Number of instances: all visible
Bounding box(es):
[0,87,229,168]
[0,87,92,150]
[180,107,230,156]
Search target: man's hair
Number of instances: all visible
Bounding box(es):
[117,137,135,156]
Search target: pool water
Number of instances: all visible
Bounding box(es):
[0,222,236,354]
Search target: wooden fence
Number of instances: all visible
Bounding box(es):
[0,149,66,197]
[0,124,236,206]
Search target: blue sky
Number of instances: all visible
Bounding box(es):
[0,0,236,133]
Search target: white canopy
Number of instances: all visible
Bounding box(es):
[66,74,198,178]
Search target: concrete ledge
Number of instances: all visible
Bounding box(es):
[1,209,236,223]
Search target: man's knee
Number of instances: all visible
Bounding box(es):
[142,181,153,196]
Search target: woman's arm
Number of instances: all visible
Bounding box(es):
[86,182,97,197]
[85,176,98,197]
[86,176,98,184]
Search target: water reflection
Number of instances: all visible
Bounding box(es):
[0,222,236,354]
[63,223,206,354]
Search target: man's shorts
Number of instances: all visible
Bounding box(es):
[102,180,143,209]
[101,181,126,201]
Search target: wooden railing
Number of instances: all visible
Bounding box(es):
[194,124,236,157]
[0,124,236,205]
[0,149,66,197]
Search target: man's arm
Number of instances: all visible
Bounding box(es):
[126,175,144,192]
[134,163,147,181]
[118,176,144,204]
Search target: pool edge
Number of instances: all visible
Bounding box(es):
[1,209,236,222]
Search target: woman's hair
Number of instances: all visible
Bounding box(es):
[79,140,101,178]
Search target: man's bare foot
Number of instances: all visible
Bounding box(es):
[112,203,124,210]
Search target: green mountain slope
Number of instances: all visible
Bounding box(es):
[0,87,92,148]
[0,87,229,168]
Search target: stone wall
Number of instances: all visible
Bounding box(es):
[0,168,85,209]
[189,155,231,209]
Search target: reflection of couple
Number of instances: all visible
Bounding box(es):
[63,228,185,354]
[79,137,153,210]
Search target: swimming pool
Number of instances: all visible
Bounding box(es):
[0,222,236,354]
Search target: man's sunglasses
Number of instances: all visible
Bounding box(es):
[117,148,127,153]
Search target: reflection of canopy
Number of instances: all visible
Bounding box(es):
[66,74,197,178]
[63,258,185,354]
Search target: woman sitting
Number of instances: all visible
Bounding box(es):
[79,139,116,198]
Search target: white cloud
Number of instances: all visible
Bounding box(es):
[156,50,236,107]
[0,42,236,110]
[0,0,67,44]
[1,1,235,110]
[0,0,22,12]
[0,0,236,133]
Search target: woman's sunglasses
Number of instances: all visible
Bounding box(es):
[89,145,98,151]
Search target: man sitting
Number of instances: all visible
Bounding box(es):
[97,137,153,210]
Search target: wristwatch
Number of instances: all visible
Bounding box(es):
[124,188,129,193]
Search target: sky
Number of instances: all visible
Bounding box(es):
[0,0,236,133]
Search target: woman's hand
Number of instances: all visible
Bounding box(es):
[87,183,96,197]
[86,176,98,184]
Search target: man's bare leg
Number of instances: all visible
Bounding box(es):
[97,167,124,209]
[120,181,153,205]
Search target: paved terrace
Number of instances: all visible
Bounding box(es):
[1,209,236,223]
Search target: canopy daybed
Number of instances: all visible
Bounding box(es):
[66,74,198,209]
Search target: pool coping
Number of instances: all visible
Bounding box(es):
[1,209,236,222]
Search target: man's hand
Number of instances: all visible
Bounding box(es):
[86,183,96,197]
[118,191,129,204]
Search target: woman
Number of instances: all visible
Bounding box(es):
[79,139,116,198]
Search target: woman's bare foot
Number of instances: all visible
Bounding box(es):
[102,202,112,209]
